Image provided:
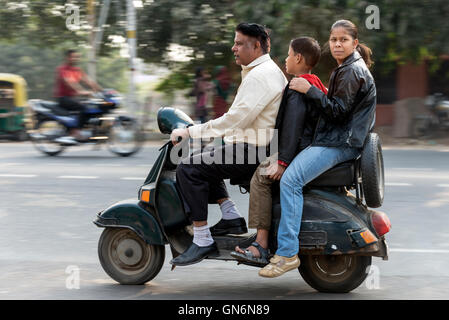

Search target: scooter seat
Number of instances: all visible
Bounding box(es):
[229,176,252,187]
[41,101,71,116]
[307,160,356,187]
[229,160,356,188]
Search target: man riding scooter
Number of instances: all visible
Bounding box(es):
[169,23,288,266]
[54,49,103,144]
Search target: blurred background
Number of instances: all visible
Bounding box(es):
[1,1,449,300]
[0,0,448,142]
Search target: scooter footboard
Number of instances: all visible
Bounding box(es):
[93,198,166,246]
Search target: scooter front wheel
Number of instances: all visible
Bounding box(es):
[107,118,142,157]
[298,255,371,293]
[30,120,66,156]
[98,228,165,285]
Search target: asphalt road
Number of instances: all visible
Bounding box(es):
[0,141,448,300]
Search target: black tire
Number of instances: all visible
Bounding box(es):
[30,119,66,156]
[360,133,385,208]
[107,118,142,157]
[13,129,29,142]
[299,255,372,293]
[410,117,431,138]
[98,228,165,285]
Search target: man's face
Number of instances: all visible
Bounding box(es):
[231,32,259,66]
[66,52,80,66]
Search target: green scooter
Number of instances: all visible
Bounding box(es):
[94,107,391,293]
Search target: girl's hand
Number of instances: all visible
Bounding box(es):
[289,77,312,94]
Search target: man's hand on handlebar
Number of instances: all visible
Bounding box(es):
[170,128,190,145]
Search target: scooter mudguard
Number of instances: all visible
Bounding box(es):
[93,198,166,246]
[271,188,379,255]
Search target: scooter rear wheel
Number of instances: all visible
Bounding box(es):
[98,228,165,285]
[299,255,371,293]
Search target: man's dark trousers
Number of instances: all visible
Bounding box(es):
[176,142,265,222]
[58,96,88,127]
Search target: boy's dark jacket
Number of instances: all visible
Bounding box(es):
[274,74,325,166]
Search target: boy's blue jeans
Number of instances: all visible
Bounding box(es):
[276,145,360,257]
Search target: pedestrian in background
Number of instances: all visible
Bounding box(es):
[192,67,213,123]
[212,66,232,119]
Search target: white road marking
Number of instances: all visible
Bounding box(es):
[120,177,143,181]
[0,174,37,178]
[58,176,98,179]
[385,182,413,186]
[390,168,434,171]
[390,248,449,254]
[437,184,449,188]
[94,163,122,167]
[0,163,25,166]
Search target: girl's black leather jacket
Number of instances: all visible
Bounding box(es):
[305,51,377,149]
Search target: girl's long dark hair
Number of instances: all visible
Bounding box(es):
[331,20,373,68]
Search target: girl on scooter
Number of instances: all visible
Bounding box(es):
[259,19,377,278]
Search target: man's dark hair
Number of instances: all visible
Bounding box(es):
[65,49,77,57]
[235,23,270,54]
[290,37,321,69]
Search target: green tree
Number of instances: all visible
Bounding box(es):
[2,0,449,94]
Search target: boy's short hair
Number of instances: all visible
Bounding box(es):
[290,37,321,69]
[65,49,77,57]
[236,22,271,54]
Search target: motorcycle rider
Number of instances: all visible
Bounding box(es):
[54,49,103,144]
[169,23,287,266]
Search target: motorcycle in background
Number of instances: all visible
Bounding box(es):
[28,89,142,157]
[411,93,449,138]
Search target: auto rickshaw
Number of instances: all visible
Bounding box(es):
[0,73,29,141]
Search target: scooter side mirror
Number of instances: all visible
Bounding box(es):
[157,107,194,134]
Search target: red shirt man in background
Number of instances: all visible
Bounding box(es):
[54,49,102,142]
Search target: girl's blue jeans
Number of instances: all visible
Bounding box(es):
[276,145,360,257]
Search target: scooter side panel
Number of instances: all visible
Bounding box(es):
[270,189,377,255]
[144,145,167,185]
[94,198,165,245]
[155,174,190,229]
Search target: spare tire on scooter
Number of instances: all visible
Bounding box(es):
[360,132,385,208]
